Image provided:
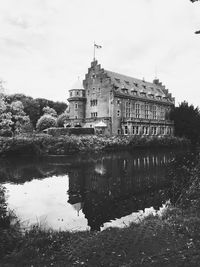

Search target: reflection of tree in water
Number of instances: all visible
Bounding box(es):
[0,185,9,229]
[67,150,184,231]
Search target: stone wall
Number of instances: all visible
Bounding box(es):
[46,127,94,136]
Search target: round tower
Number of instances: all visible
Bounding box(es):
[68,80,86,126]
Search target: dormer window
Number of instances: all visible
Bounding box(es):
[131,89,138,96]
[121,86,128,94]
[115,78,120,83]
[133,83,138,87]
[76,91,79,96]
[148,92,154,98]
[143,85,146,89]
[125,80,130,85]
[140,92,146,97]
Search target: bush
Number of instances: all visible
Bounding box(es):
[56,113,69,127]
[36,115,57,132]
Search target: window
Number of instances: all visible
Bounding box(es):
[90,99,98,106]
[91,112,98,118]
[122,86,128,94]
[125,81,130,85]
[115,78,120,83]
[152,127,157,135]
[132,90,137,96]
[133,126,139,135]
[76,91,79,96]
[160,107,165,120]
[125,102,131,118]
[124,126,128,135]
[117,129,121,135]
[136,103,140,118]
[117,110,120,117]
[75,103,78,109]
[140,92,146,97]
[143,126,149,135]
[75,115,78,119]
[145,104,149,119]
[136,126,139,135]
[117,99,120,105]
[160,127,165,135]
[153,105,157,120]
[167,127,172,135]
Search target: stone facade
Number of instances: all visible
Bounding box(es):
[67,60,175,136]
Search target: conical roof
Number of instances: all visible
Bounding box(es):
[71,79,84,90]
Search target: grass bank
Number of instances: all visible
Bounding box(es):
[0,134,190,157]
[1,160,200,266]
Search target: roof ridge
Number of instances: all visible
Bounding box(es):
[104,69,156,86]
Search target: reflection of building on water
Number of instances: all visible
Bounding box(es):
[67,151,174,231]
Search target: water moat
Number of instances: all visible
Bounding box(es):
[0,148,197,231]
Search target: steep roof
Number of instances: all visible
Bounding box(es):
[104,69,174,104]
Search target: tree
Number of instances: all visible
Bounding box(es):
[35,98,67,118]
[190,0,200,33]
[57,112,70,127]
[6,94,67,129]
[36,115,57,132]
[10,101,31,134]
[0,96,13,136]
[170,101,200,144]
[43,106,57,117]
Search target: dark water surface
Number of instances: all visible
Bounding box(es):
[0,148,198,231]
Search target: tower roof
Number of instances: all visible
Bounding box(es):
[71,79,84,90]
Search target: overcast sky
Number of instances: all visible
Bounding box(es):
[0,0,200,107]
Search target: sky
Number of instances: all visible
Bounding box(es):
[0,0,200,107]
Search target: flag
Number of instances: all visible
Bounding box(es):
[94,43,102,49]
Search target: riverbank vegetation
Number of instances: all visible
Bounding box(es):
[1,156,200,266]
[0,134,190,157]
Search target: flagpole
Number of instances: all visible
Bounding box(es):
[93,41,95,61]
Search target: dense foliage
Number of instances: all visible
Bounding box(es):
[170,101,200,144]
[36,115,57,132]
[0,96,13,136]
[5,94,67,128]
[10,101,31,134]
[57,112,69,127]
[0,134,190,157]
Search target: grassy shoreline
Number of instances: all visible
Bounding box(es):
[0,134,190,157]
[1,158,200,266]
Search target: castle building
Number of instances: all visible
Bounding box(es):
[67,60,175,136]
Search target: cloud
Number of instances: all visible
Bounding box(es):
[0,0,199,107]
